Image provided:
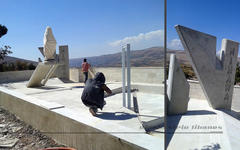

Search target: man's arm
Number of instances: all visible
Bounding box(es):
[102,84,112,94]
[81,63,84,72]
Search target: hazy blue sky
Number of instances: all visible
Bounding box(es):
[0,0,164,61]
[167,0,240,51]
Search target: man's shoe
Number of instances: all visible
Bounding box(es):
[89,108,97,116]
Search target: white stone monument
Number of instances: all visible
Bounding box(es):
[27,27,70,87]
[175,25,239,109]
[43,27,57,60]
[167,54,190,115]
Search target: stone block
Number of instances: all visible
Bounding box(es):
[27,63,55,87]
[175,25,239,109]
[167,54,190,115]
[56,45,69,80]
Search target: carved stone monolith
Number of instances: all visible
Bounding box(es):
[167,54,190,115]
[175,25,239,109]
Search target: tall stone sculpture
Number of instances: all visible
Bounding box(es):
[27,26,69,87]
[167,54,190,115]
[175,25,239,109]
[43,27,57,60]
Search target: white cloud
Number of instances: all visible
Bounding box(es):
[168,39,183,50]
[109,30,164,48]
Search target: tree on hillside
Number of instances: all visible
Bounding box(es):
[235,62,240,85]
[0,24,12,61]
[0,45,12,61]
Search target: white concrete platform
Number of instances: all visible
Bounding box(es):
[167,98,240,150]
[0,78,164,150]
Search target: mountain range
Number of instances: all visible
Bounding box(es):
[1,56,38,65]
[70,47,189,67]
[2,47,194,68]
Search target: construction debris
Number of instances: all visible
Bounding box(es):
[0,107,65,150]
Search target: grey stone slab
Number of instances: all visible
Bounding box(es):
[56,45,69,80]
[167,54,190,115]
[175,25,239,109]
[41,64,58,85]
[27,63,54,87]
[142,117,164,132]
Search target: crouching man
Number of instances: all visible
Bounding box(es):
[81,72,112,116]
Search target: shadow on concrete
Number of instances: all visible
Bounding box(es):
[194,143,221,150]
[71,86,84,89]
[166,114,182,148]
[59,79,75,83]
[33,86,65,90]
[184,110,216,116]
[139,114,162,119]
[97,112,137,120]
[221,109,240,121]
[152,130,164,134]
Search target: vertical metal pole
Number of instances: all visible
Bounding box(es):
[164,0,167,149]
[126,44,131,109]
[122,47,126,107]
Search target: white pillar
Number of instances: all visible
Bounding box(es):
[126,44,131,109]
[122,47,126,107]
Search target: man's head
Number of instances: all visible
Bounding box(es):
[94,72,105,84]
[83,58,87,62]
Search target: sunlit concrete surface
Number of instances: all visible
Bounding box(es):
[167,98,240,150]
[0,78,164,150]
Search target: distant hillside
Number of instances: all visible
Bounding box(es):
[70,47,166,67]
[2,56,37,65]
[70,46,192,68]
[0,56,38,72]
[167,50,189,65]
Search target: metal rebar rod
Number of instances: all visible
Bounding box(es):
[122,47,126,107]
[126,44,131,109]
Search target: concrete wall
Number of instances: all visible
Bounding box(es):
[0,87,159,150]
[0,70,34,83]
[69,68,84,83]
[70,67,164,84]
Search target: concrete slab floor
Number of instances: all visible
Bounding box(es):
[166,99,240,150]
[0,78,164,148]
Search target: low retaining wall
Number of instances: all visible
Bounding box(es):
[0,70,34,83]
[70,67,164,84]
[132,83,164,94]
[0,87,159,150]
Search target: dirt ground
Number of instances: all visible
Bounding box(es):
[0,106,66,150]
